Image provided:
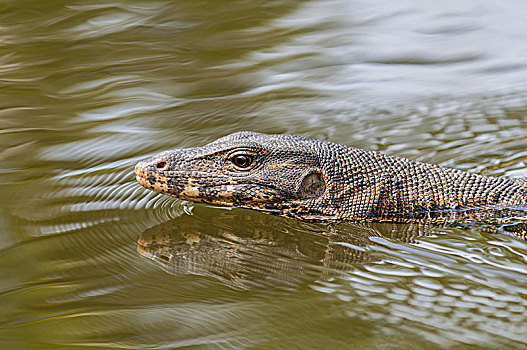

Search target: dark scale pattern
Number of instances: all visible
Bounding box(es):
[135,131,527,239]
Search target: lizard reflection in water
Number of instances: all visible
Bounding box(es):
[136,132,527,239]
[137,208,433,290]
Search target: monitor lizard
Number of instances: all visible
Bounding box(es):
[135,131,527,239]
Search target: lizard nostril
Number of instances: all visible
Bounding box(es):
[156,161,167,169]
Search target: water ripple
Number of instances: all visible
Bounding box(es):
[1,0,527,348]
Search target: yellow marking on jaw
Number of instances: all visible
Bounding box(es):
[179,178,203,197]
[180,186,199,197]
[225,185,236,193]
[136,172,170,194]
[150,173,169,193]
[213,185,237,201]
[136,175,149,188]
[210,199,236,206]
[156,184,169,192]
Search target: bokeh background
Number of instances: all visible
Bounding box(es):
[1,0,527,348]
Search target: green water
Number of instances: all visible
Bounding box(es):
[1,0,527,349]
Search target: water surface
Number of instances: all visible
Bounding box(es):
[1,0,527,349]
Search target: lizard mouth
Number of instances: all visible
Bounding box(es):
[134,162,147,178]
[135,165,147,186]
[134,163,169,193]
[136,174,150,188]
[136,173,163,193]
[135,164,148,184]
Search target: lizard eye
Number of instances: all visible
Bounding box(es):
[231,154,253,169]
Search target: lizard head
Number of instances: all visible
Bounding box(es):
[135,131,337,222]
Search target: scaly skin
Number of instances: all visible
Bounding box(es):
[135,131,527,238]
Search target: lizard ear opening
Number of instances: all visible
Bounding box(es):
[298,171,325,199]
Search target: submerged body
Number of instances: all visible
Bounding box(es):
[135,132,527,238]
